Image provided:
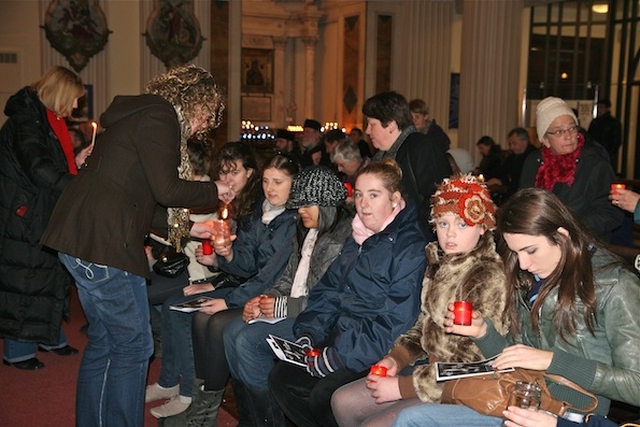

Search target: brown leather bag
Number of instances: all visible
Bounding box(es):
[440,368,598,417]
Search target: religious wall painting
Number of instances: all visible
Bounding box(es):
[145,0,204,68]
[242,48,274,94]
[42,0,110,72]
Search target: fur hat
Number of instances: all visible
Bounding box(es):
[303,119,322,132]
[536,97,578,141]
[276,129,295,141]
[430,174,496,230]
[286,166,346,209]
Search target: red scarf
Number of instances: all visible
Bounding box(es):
[46,109,77,175]
[534,132,584,191]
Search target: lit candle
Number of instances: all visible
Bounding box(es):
[478,174,485,183]
[214,206,231,246]
[611,183,626,192]
[369,365,388,377]
[90,121,97,146]
[305,348,321,357]
[453,301,473,326]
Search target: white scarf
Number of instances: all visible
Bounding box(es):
[290,228,319,298]
[261,199,286,224]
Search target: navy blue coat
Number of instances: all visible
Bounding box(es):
[294,202,427,373]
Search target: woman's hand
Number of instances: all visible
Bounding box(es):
[502,407,558,427]
[75,144,93,169]
[183,283,214,296]
[492,344,553,371]
[365,375,402,404]
[258,295,276,317]
[215,180,235,204]
[195,246,218,267]
[191,221,215,239]
[443,303,488,338]
[610,188,640,214]
[198,298,228,315]
[212,238,234,261]
[242,296,262,322]
[374,356,400,377]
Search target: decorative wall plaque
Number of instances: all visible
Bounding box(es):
[42,0,110,72]
[145,0,204,68]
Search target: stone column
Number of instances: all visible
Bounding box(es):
[301,35,319,121]
[459,0,524,161]
[273,36,288,127]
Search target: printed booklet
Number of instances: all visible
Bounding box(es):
[266,334,308,368]
[169,296,213,313]
[435,355,515,382]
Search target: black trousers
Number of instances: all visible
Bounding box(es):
[268,361,366,427]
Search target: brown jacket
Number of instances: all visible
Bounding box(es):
[41,95,219,278]
[388,233,509,402]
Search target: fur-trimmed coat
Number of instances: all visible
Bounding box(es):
[388,232,509,402]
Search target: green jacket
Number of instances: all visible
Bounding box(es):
[475,248,640,415]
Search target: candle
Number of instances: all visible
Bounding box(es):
[478,174,485,183]
[369,365,388,377]
[201,240,213,255]
[611,183,625,192]
[453,300,473,326]
[344,182,353,197]
[305,348,321,357]
[90,121,97,146]
[214,206,231,246]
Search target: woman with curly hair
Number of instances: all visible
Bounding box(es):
[41,64,232,427]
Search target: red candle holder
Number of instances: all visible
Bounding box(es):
[201,240,213,255]
[369,365,388,377]
[344,182,354,198]
[611,183,626,193]
[305,348,321,357]
[453,301,473,326]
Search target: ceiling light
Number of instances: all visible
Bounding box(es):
[592,4,609,14]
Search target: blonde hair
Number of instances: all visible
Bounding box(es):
[145,64,225,141]
[32,66,84,117]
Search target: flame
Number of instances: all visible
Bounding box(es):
[91,121,98,130]
[221,206,228,220]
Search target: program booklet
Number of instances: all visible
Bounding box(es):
[266,334,308,368]
[169,296,213,313]
[435,355,515,382]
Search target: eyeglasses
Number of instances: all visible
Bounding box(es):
[546,126,578,138]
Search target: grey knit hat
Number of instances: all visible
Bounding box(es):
[286,166,346,209]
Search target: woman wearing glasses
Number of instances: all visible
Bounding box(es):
[519,96,622,240]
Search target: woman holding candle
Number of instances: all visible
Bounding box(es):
[267,160,427,427]
[332,174,509,427]
[222,166,354,426]
[0,65,93,371]
[152,152,299,422]
[519,96,622,241]
[391,188,640,427]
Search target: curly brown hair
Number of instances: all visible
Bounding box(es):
[145,64,225,141]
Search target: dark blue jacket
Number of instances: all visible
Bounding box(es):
[222,204,298,309]
[294,202,427,373]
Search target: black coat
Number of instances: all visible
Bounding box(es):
[0,87,75,344]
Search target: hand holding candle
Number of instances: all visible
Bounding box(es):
[453,300,473,326]
[369,365,388,377]
[201,239,213,255]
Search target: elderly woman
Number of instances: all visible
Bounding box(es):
[41,64,230,427]
[520,96,622,240]
[331,138,370,198]
[364,92,452,240]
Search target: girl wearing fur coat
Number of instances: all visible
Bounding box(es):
[332,174,509,427]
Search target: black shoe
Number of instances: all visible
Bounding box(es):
[39,345,79,356]
[3,357,45,370]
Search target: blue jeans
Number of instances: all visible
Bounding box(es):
[224,316,295,388]
[159,287,233,397]
[392,403,502,427]
[3,329,69,363]
[59,253,153,427]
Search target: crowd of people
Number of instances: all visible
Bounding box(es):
[0,64,638,427]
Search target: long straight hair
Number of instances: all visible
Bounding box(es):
[496,188,598,341]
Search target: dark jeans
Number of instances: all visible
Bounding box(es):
[268,361,367,427]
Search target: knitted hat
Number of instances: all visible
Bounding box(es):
[430,174,496,230]
[286,166,346,209]
[303,119,322,132]
[536,97,578,141]
[276,129,295,141]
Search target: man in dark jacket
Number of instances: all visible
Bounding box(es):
[41,65,230,427]
[588,98,622,171]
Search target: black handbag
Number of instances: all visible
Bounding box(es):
[153,248,189,278]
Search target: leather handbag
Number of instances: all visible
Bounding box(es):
[441,368,598,417]
[153,248,189,278]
